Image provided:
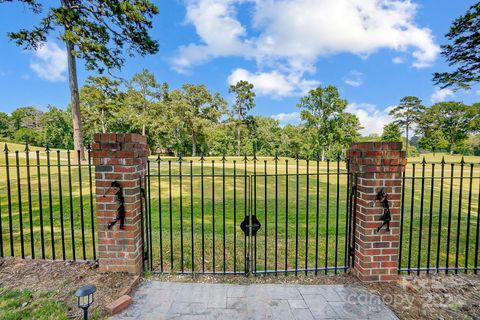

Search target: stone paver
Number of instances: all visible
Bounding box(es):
[111,281,398,320]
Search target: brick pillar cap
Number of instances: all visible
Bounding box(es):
[349,142,403,151]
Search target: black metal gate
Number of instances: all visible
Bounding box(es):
[141,156,356,276]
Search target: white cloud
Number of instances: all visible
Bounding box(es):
[476,89,480,95]
[228,68,319,97]
[392,56,405,64]
[430,88,454,103]
[174,0,440,95]
[346,103,393,136]
[271,112,301,126]
[29,42,67,82]
[344,70,363,87]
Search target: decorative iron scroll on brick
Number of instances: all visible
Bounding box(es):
[103,181,125,230]
[375,189,391,232]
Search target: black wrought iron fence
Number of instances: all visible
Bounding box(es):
[142,154,355,275]
[2,142,479,278]
[0,144,97,261]
[399,158,480,274]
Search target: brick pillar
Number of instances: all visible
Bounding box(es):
[348,142,406,282]
[92,133,149,273]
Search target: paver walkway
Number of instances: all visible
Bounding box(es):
[112,281,398,320]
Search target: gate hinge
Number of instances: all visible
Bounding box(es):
[349,246,355,257]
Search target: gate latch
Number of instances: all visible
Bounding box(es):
[374,189,391,232]
[240,215,261,236]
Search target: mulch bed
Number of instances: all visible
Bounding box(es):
[1,257,479,320]
[0,257,136,319]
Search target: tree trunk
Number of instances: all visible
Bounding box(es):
[405,125,409,157]
[192,134,197,157]
[65,39,84,161]
[142,104,146,136]
[236,125,241,156]
[321,146,325,162]
[61,0,84,161]
[101,108,106,133]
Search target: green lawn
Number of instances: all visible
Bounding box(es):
[0,142,479,275]
[0,288,67,320]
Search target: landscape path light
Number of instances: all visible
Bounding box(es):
[75,284,97,320]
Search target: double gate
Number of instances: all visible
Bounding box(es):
[140,157,356,275]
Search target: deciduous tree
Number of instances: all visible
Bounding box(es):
[2,0,159,158]
[381,123,402,142]
[169,84,226,156]
[297,85,358,160]
[229,81,256,156]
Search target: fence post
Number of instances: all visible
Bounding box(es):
[92,133,149,273]
[348,142,406,282]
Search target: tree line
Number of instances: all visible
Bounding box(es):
[1,71,478,157]
[379,97,479,156]
[0,72,362,159]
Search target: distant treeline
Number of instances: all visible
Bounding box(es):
[0,70,479,157]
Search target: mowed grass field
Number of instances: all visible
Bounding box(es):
[0,142,479,275]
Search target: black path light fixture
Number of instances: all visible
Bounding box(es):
[75,284,97,320]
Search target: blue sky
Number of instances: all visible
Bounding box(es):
[0,0,479,135]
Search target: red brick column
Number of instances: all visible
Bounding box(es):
[348,142,406,282]
[92,133,149,273]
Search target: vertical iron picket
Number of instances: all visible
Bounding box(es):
[475,172,480,274]
[344,158,351,272]
[25,145,35,259]
[426,163,435,274]
[147,160,153,271]
[465,163,473,272]
[305,159,309,275]
[335,155,340,274]
[67,150,75,260]
[190,160,194,273]
[325,159,330,274]
[201,155,205,273]
[264,160,268,274]
[87,146,96,260]
[36,150,45,259]
[295,155,299,275]
[212,160,215,273]
[233,159,237,274]
[179,156,184,273]
[315,153,320,275]
[222,155,226,274]
[57,150,66,260]
[253,153,257,273]
[285,159,288,275]
[436,158,446,272]
[407,163,415,274]
[15,151,25,258]
[417,158,426,275]
[4,145,14,256]
[398,170,405,273]
[274,153,278,275]
[455,159,465,274]
[157,154,163,272]
[446,163,454,274]
[77,150,86,260]
[168,160,173,272]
